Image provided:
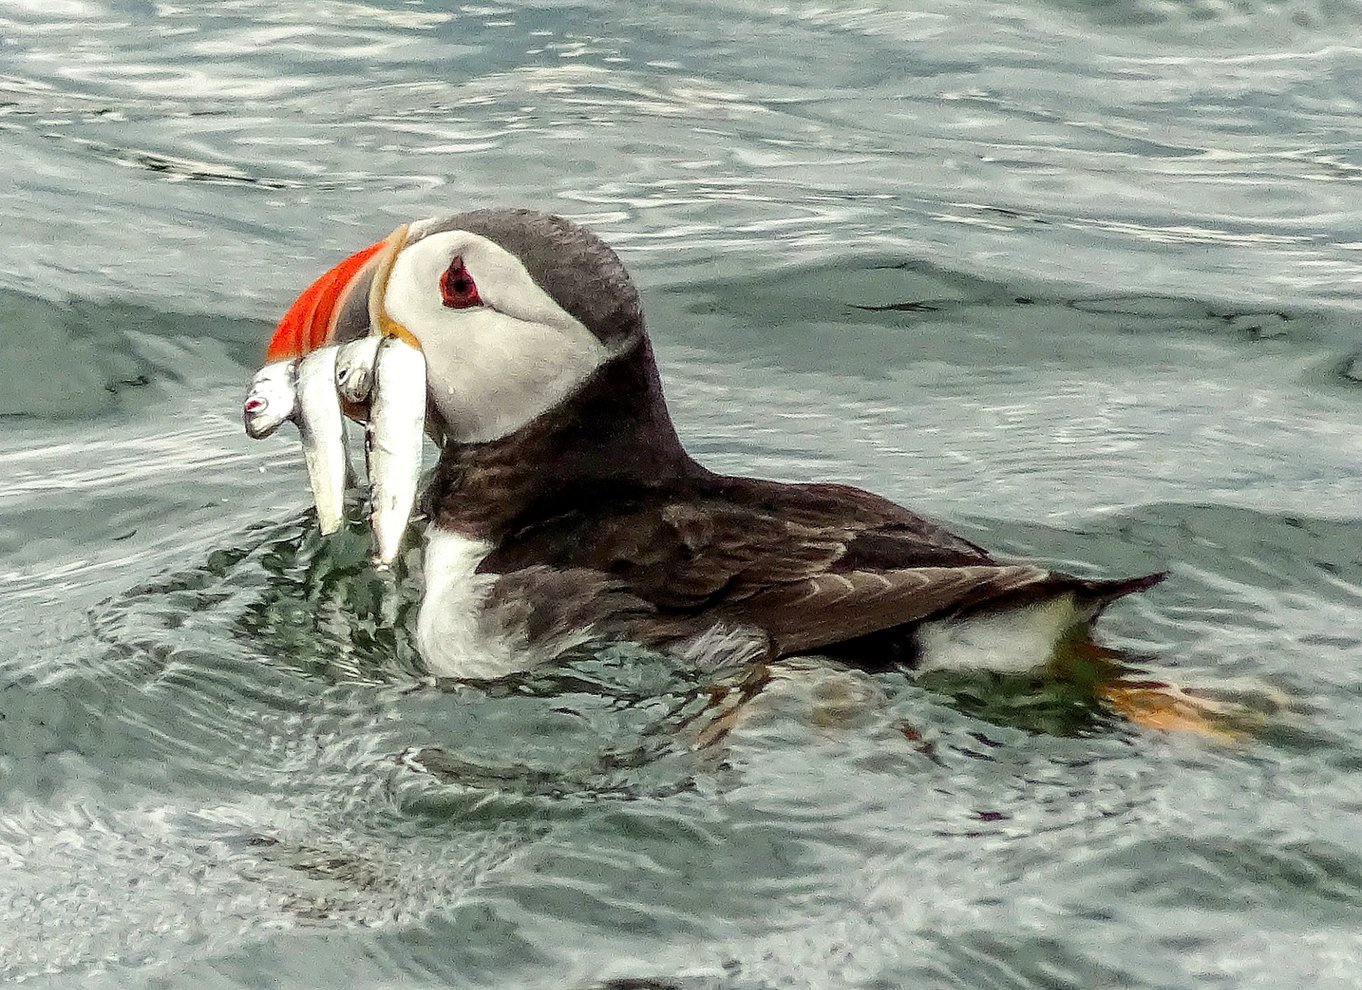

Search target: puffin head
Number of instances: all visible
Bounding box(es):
[267,209,646,444]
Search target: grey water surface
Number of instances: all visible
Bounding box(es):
[2,1,1361,987]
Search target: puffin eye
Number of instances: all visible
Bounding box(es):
[439,257,482,309]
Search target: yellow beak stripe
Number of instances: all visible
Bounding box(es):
[367,223,423,351]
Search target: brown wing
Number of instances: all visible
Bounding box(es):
[484,476,1167,660]
[704,477,996,570]
[488,474,1006,624]
[741,564,1055,656]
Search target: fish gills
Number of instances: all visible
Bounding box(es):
[334,336,382,406]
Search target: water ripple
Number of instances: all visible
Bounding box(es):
[3,2,1362,986]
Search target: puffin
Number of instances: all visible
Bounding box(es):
[262,208,1167,682]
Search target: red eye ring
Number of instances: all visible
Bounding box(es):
[439,257,482,309]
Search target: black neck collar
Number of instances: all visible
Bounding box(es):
[424,332,704,540]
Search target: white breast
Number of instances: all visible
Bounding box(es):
[416,528,524,679]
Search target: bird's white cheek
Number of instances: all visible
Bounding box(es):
[413,311,608,443]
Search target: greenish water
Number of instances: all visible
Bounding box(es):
[2,1,1361,987]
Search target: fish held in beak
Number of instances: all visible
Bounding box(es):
[243,222,427,562]
[294,348,351,536]
[367,336,427,570]
[243,349,352,536]
[360,222,429,570]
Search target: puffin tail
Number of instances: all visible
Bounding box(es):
[1070,570,1169,620]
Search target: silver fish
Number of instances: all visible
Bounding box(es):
[366,336,427,568]
[294,347,351,536]
[334,335,382,406]
[243,359,298,439]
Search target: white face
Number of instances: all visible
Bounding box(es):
[379,229,610,443]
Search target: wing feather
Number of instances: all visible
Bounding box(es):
[744,564,1055,656]
[486,478,1077,657]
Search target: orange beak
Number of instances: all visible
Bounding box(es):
[265,223,420,361]
[266,239,387,361]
